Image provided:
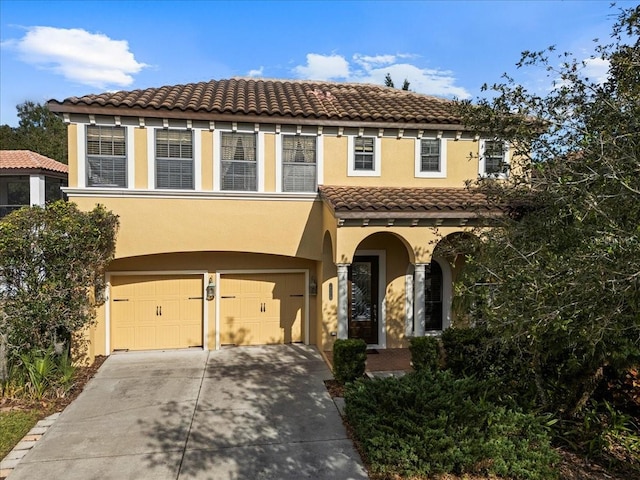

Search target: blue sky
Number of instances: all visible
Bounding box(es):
[0,0,630,126]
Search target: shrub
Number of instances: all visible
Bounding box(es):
[333,338,367,384]
[409,336,441,372]
[345,370,559,479]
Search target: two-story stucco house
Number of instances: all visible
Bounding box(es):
[47,78,507,359]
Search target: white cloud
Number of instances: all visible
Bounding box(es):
[292,52,471,99]
[247,66,264,77]
[2,26,147,88]
[293,53,350,80]
[582,57,609,84]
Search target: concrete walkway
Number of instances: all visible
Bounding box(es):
[7,345,368,480]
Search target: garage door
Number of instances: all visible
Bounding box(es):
[220,273,304,346]
[111,275,203,351]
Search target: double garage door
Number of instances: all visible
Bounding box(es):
[110,273,304,351]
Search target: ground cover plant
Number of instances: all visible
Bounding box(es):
[345,370,559,480]
[0,409,40,459]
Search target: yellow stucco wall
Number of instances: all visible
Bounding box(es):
[201,130,213,190]
[71,196,324,261]
[67,124,78,187]
[134,128,148,188]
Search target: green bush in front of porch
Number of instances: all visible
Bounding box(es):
[332,338,367,384]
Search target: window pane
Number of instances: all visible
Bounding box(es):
[282,135,316,192]
[283,164,316,192]
[221,161,257,191]
[485,141,508,175]
[86,126,127,187]
[354,137,375,171]
[424,260,443,330]
[421,139,440,172]
[221,133,256,162]
[155,129,193,189]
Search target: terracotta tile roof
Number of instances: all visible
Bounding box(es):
[0,150,68,174]
[319,185,497,217]
[48,78,461,126]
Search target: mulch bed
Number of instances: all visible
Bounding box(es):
[0,355,107,414]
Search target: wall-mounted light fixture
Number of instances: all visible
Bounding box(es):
[309,277,318,296]
[206,276,216,300]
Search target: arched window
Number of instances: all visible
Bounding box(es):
[425,260,443,330]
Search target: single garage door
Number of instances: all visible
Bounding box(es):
[111,275,203,351]
[220,273,304,346]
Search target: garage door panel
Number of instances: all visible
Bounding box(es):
[220,273,305,346]
[111,275,203,352]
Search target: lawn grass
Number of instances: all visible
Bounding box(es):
[0,410,41,459]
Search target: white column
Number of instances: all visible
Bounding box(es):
[29,174,45,206]
[414,263,426,337]
[337,264,350,339]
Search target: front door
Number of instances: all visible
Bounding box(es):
[348,256,379,345]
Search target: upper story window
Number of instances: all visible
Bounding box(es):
[415,138,447,178]
[86,125,127,187]
[480,140,509,178]
[221,132,257,191]
[348,136,381,177]
[354,137,375,171]
[156,129,193,189]
[282,135,316,192]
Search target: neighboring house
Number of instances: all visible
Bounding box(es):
[47,78,508,359]
[0,150,68,218]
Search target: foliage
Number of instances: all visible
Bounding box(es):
[0,101,68,164]
[0,201,118,364]
[332,338,367,384]
[408,335,441,372]
[384,73,411,90]
[6,348,76,400]
[453,6,640,416]
[345,370,559,479]
[440,326,535,406]
[0,410,41,459]
[555,399,640,472]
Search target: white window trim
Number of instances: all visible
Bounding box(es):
[347,136,381,177]
[77,126,86,188]
[275,133,319,193]
[479,139,510,179]
[126,126,135,189]
[414,137,447,178]
[214,130,263,192]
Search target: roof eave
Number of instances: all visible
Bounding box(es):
[47,102,467,130]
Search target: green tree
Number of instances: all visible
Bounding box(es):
[0,101,68,164]
[455,6,640,416]
[384,73,410,90]
[0,202,118,362]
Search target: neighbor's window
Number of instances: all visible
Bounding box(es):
[86,126,127,187]
[282,135,316,192]
[420,139,441,172]
[482,140,509,176]
[221,132,257,191]
[354,137,375,171]
[156,129,194,189]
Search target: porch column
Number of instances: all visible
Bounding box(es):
[337,263,350,339]
[414,263,426,337]
[29,174,45,207]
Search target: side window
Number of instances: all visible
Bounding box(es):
[86,126,127,187]
[282,135,316,192]
[348,136,381,176]
[481,140,509,177]
[220,132,257,191]
[156,129,193,189]
[354,137,375,171]
[415,138,447,178]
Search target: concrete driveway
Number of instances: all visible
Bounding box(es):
[8,345,368,480]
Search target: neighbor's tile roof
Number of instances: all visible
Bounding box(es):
[319,185,496,214]
[48,78,461,125]
[0,150,68,173]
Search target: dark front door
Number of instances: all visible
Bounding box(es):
[348,256,379,344]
